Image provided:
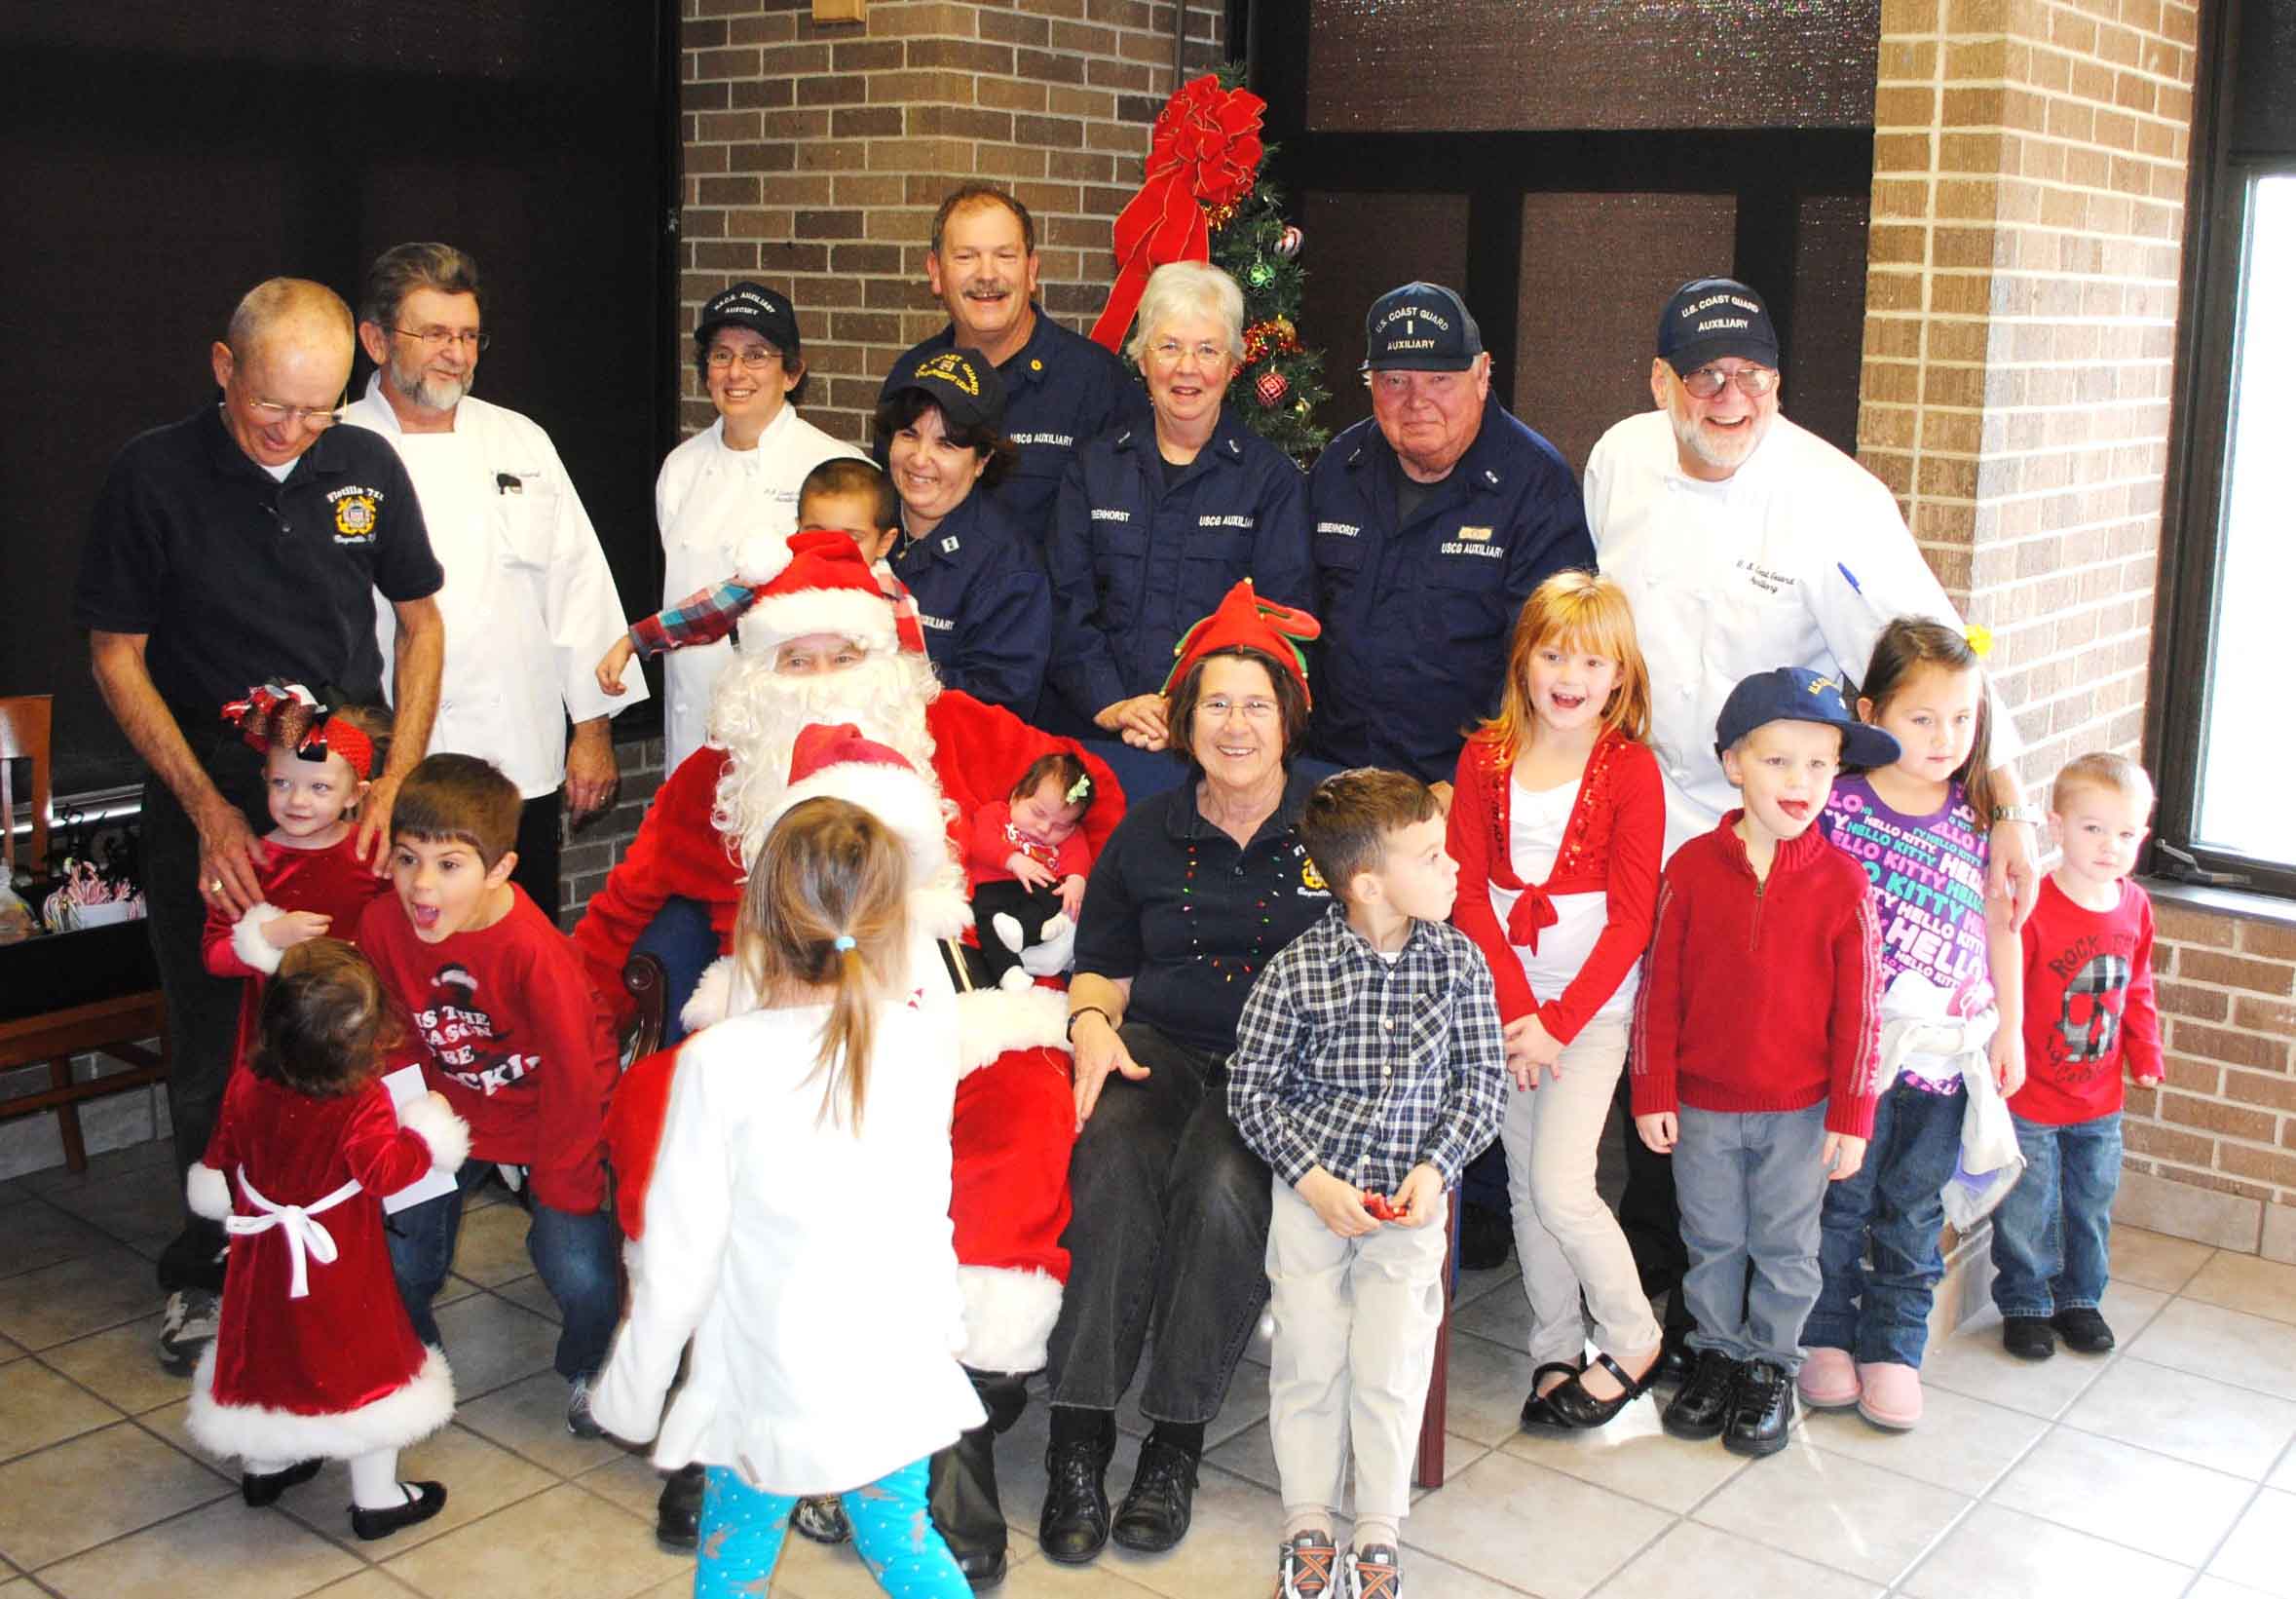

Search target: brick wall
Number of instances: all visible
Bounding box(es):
[678,0,1226,447]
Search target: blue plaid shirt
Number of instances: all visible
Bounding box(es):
[1228,905,1507,1194]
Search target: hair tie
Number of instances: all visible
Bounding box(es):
[1065,772,1093,805]
[832,934,856,952]
[1964,622,1993,660]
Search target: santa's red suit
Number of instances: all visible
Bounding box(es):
[184,1071,468,1466]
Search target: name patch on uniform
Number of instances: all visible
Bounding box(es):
[1007,432,1074,448]
[1440,542,1505,559]
[327,485,383,544]
[1455,525,1493,541]
[940,535,961,553]
[921,613,956,631]
[1736,558,1797,594]
[1198,514,1255,529]
[1090,508,1131,522]
[1316,520,1360,537]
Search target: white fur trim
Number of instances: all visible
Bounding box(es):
[909,882,973,943]
[734,531,797,587]
[769,759,951,890]
[956,1266,1064,1374]
[396,1093,470,1173]
[186,1162,233,1222]
[744,588,900,655]
[954,986,1072,1079]
[231,903,286,974]
[186,1344,455,1463]
[681,956,745,1033]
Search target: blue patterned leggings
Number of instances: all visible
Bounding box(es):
[695,1457,969,1597]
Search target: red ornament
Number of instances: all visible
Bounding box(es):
[1255,369,1290,407]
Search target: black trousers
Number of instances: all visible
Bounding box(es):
[511,788,563,924]
[967,877,1063,989]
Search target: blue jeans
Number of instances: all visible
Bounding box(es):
[1990,1112,2123,1318]
[1804,1080,1965,1367]
[697,1458,969,1598]
[385,1159,623,1380]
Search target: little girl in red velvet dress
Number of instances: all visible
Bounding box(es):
[202,684,396,1071]
[186,938,470,1541]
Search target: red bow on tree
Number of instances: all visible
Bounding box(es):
[1089,74,1265,352]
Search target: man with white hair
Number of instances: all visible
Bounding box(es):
[573,531,1121,1587]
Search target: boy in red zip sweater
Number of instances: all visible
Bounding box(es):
[362,754,622,1437]
[1631,667,1894,1459]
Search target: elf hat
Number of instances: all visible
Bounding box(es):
[761,722,950,888]
[730,528,902,657]
[1158,580,1322,707]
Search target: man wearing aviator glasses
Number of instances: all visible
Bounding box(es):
[342,242,647,920]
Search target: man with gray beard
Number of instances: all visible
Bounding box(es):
[343,242,646,919]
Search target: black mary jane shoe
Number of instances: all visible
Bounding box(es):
[1110,1438,1198,1553]
[1537,1351,1661,1431]
[1518,1359,1589,1431]
[349,1480,447,1542]
[241,1458,322,1507]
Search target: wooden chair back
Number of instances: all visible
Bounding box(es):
[0,695,54,879]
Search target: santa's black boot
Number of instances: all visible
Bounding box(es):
[930,1368,1029,1589]
[655,1463,704,1551]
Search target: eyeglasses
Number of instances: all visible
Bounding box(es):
[1148,338,1228,366]
[1367,369,1466,400]
[245,392,348,431]
[1679,363,1778,400]
[1197,696,1280,722]
[394,325,489,353]
[705,346,784,371]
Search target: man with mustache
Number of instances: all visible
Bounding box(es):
[878,185,1149,556]
[343,242,647,920]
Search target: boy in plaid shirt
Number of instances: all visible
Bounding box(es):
[1228,769,1507,1599]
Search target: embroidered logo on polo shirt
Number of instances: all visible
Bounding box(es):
[1299,855,1328,894]
[327,485,382,544]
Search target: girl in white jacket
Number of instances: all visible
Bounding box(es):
[590,795,982,1597]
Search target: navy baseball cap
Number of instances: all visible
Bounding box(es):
[1714,666,1901,768]
[696,281,802,355]
[885,346,1007,433]
[1361,282,1484,372]
[1658,278,1780,376]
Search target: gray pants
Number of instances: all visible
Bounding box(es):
[1673,1103,1829,1372]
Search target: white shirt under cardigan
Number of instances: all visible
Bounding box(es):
[346,380,647,798]
[1584,407,2023,862]
[1492,774,1638,1020]
[589,997,985,1493]
[654,408,865,773]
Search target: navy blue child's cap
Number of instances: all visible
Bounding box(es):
[1658,277,1780,376]
[1714,666,1902,769]
[1361,282,1484,372]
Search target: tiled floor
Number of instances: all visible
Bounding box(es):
[4,1139,2294,1598]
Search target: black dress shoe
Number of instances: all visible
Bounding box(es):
[1457,1202,1513,1272]
[1723,1359,1793,1458]
[2002,1315,2057,1361]
[1110,1437,1197,1553]
[1538,1351,1659,1431]
[1038,1437,1114,1564]
[2051,1306,2117,1354]
[241,1458,321,1506]
[1661,1349,1742,1441]
[656,1463,705,1551]
[350,1481,447,1542]
[1518,1359,1588,1431]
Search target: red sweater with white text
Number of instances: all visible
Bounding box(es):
[1630,814,1884,1139]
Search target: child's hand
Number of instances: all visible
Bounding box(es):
[1822,1132,1867,1182]
[1502,1014,1563,1088]
[1635,1112,1677,1155]
[595,635,636,697]
[1991,1032,2026,1098]
[261,910,331,949]
[2131,1070,2161,1088]
[1007,853,1057,892]
[1297,1167,1381,1238]
[1393,1162,1445,1230]
[1056,873,1086,922]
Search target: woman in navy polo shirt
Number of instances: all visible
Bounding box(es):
[874,348,1052,716]
[1039,583,1328,1565]
[1044,262,1310,750]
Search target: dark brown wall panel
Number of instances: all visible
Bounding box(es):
[1788,192,1874,459]
[1298,191,1474,437]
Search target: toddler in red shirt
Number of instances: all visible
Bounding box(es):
[1631,667,1893,1460]
[965,751,1095,992]
[360,754,622,1437]
[1991,751,2162,1361]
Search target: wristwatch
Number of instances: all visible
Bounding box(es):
[1992,804,2040,825]
[1066,1006,1112,1041]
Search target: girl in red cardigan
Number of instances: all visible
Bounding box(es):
[1448,571,1667,1432]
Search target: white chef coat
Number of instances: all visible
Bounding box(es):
[654,407,864,773]
[1585,407,2024,862]
[346,378,646,798]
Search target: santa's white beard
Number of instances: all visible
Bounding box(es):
[708,650,944,866]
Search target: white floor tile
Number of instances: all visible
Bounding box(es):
[1898,1500,2193,1599]
[1919,1307,2116,1419]
[1501,1393,1750,1513]
[1797,1381,2049,1494]
[1989,1425,2248,1567]
[2184,1253,2296,1327]
[0,1420,235,1570]
[1403,1450,1670,1598]
[1597,1519,1879,1599]
[2206,1488,2296,1598]
[2124,1298,2296,1403]
[39,1494,362,1599]
[2109,1227,2217,1295]
[381,1481,686,1598]
[2061,1355,2296,1478]
[1691,1437,1972,1584]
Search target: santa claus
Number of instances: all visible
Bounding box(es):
[574,528,1119,1587]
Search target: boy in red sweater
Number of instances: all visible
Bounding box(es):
[1632,667,1893,1458]
[363,755,622,1437]
[1991,752,2161,1362]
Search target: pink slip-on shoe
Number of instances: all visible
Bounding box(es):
[1856,1361,1923,1429]
[1796,1347,1861,1410]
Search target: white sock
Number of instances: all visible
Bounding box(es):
[349,1448,409,1511]
[1282,1504,1334,1541]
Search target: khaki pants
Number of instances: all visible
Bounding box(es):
[1263,1178,1449,1523]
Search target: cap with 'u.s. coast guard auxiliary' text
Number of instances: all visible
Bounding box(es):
[696,281,803,356]
[1713,666,1901,769]
[1361,282,1484,372]
[885,346,1008,433]
[1658,277,1780,376]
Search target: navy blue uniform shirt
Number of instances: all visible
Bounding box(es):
[886,486,1052,718]
[74,403,443,735]
[1044,405,1310,732]
[1073,765,1332,1057]
[880,310,1150,555]
[1304,396,1593,781]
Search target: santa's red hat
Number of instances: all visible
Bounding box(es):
[758,722,951,888]
[1159,580,1322,706]
[729,528,903,656]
